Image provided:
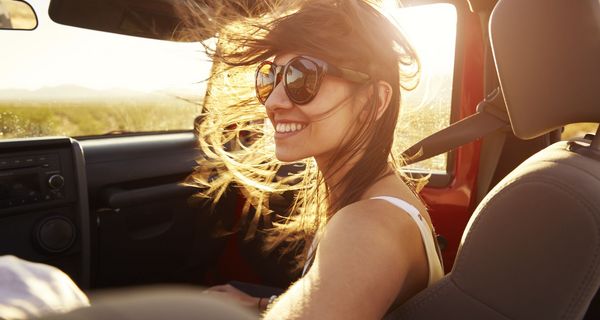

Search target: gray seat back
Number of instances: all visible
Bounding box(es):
[491,0,600,140]
[387,141,600,319]
[385,0,600,318]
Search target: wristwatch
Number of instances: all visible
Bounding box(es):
[259,295,278,312]
[267,295,278,307]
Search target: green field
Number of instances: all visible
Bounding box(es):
[0,100,201,139]
[0,96,450,173]
[2,98,595,176]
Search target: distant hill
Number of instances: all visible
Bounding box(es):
[0,85,204,103]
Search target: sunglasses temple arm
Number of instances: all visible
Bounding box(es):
[336,67,371,83]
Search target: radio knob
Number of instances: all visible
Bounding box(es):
[35,216,76,254]
[48,175,65,189]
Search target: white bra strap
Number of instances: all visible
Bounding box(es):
[370,196,421,218]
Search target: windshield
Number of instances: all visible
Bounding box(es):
[0,0,212,139]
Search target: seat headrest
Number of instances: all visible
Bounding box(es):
[490,0,600,140]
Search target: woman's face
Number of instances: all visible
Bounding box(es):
[264,53,364,164]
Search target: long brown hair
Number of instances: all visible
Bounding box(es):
[181,0,421,265]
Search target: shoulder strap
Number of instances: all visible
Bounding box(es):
[301,236,319,277]
[476,128,508,203]
[401,88,510,166]
[370,196,420,217]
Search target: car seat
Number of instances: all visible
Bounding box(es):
[385,0,600,318]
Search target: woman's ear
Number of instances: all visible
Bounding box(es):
[374,81,393,121]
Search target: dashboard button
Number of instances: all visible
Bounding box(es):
[48,175,65,190]
[50,192,63,199]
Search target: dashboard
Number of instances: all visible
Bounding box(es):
[0,132,301,290]
[0,137,90,287]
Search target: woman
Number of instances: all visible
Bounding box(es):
[184,0,444,318]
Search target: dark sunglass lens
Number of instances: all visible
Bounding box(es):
[286,59,319,104]
[256,63,275,104]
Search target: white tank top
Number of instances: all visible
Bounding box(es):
[370,196,444,285]
[302,196,444,286]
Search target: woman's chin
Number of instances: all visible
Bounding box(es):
[275,150,306,163]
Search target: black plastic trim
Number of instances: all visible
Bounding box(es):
[80,132,201,189]
[70,139,91,289]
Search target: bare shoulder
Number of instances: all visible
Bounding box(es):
[306,197,427,317]
[275,198,429,319]
[318,198,425,267]
[326,198,422,240]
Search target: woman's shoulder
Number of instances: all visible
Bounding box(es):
[352,173,433,227]
[314,197,426,286]
[326,197,423,244]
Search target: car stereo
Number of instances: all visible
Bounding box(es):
[0,137,90,289]
[0,153,66,210]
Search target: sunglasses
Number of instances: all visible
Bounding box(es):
[255,55,371,105]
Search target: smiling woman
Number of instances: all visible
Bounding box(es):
[183,0,448,318]
[186,0,457,244]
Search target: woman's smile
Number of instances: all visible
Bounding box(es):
[273,120,309,139]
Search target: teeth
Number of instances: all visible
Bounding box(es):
[276,123,306,133]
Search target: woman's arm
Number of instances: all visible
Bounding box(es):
[263,200,426,320]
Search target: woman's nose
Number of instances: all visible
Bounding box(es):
[264,81,293,111]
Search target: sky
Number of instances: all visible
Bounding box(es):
[0,0,211,95]
[0,0,456,97]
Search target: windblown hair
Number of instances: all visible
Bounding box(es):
[180,0,423,266]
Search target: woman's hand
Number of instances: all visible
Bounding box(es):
[205,284,261,310]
